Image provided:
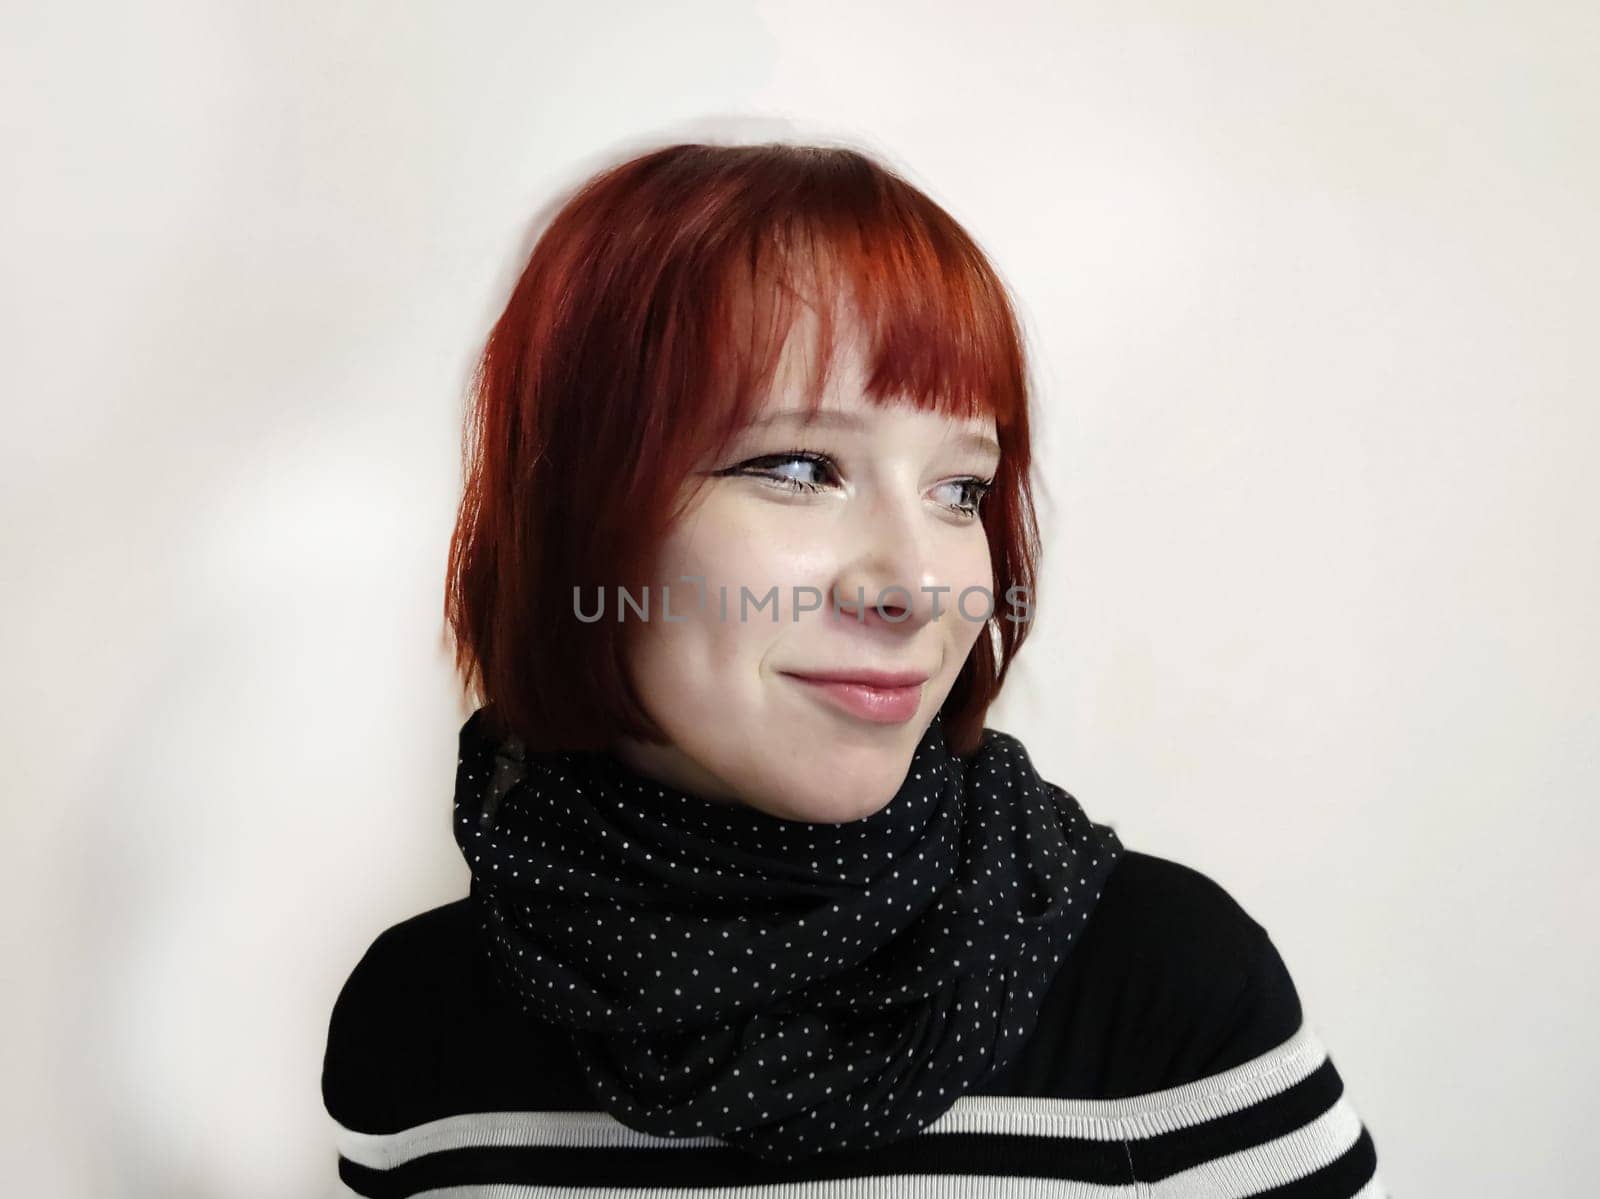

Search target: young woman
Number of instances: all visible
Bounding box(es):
[322,142,1385,1196]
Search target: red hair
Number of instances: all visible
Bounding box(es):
[445,142,1040,758]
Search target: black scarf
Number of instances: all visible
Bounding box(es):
[452,706,1124,1163]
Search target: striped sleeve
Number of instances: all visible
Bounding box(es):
[1107,923,1385,1196]
[1115,1017,1384,1195]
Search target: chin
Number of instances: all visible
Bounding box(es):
[783,802,885,825]
[790,777,908,826]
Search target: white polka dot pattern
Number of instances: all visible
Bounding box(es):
[451,708,1124,1164]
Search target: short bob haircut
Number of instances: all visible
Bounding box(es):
[445,142,1040,760]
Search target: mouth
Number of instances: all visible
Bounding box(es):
[779,669,930,725]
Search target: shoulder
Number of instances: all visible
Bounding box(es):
[1090,847,1280,981]
[320,898,472,1131]
[323,897,479,1037]
[320,895,591,1134]
[994,848,1304,1097]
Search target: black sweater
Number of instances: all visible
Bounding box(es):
[321,849,1385,1196]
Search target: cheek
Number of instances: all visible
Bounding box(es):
[629,606,742,694]
[631,521,787,694]
[957,534,995,589]
[666,498,831,618]
[948,539,998,645]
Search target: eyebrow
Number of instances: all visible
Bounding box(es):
[742,407,1002,462]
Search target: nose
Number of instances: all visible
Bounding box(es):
[829,489,945,633]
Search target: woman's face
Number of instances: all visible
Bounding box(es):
[612,334,1001,822]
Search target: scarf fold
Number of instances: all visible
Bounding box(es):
[452,706,1124,1163]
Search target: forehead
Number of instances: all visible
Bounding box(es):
[741,398,1001,465]
[749,318,1000,445]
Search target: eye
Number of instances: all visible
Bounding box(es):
[711,452,993,518]
[721,451,841,495]
[938,477,995,520]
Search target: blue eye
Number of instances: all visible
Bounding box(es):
[945,478,994,518]
[730,451,839,494]
[716,451,992,519]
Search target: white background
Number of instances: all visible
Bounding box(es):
[4,2,1596,1194]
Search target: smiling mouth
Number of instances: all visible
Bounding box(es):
[780,671,927,725]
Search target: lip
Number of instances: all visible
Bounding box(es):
[782,668,931,688]
[780,669,930,725]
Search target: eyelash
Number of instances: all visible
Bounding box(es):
[725,451,994,519]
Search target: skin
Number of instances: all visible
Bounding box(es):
[610,325,1001,823]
